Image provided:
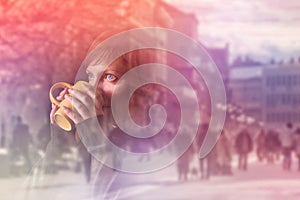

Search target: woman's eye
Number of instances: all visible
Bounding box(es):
[105,74,117,82]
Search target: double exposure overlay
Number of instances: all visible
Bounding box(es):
[1,1,300,200]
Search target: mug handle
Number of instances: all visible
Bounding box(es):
[49,82,73,106]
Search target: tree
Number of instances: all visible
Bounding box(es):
[1,0,188,132]
[0,0,135,131]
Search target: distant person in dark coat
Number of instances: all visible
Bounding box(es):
[217,130,232,175]
[175,128,194,181]
[265,129,281,164]
[11,116,33,171]
[235,128,252,171]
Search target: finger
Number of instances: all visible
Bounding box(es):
[61,106,82,124]
[57,88,68,101]
[68,89,94,109]
[65,94,92,119]
[50,104,59,124]
[81,83,95,99]
[72,84,99,104]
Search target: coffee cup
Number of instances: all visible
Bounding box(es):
[49,81,90,131]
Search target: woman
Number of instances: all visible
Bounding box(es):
[25,27,181,200]
[24,25,207,200]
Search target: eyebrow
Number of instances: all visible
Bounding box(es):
[103,69,125,77]
[86,63,129,80]
[86,64,106,73]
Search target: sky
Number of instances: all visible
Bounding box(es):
[164,0,300,63]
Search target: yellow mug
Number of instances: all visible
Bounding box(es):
[49,81,90,131]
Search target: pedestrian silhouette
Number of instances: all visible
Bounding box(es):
[11,116,33,173]
[235,128,252,171]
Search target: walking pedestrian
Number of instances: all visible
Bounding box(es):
[235,128,252,171]
[280,123,294,171]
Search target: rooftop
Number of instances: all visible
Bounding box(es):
[229,64,300,80]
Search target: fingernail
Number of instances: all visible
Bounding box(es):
[68,89,73,93]
[65,94,71,99]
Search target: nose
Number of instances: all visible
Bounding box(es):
[96,81,104,93]
[96,84,110,107]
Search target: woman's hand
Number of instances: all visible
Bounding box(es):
[62,84,104,124]
[50,88,67,124]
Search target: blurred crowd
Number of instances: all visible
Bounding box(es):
[174,122,300,181]
[1,115,300,183]
[0,115,84,178]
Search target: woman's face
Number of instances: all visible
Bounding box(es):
[86,59,152,125]
[86,60,130,108]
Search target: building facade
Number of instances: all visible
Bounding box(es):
[263,64,300,127]
[228,66,263,124]
[228,64,300,128]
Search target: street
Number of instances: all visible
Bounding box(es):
[119,161,300,200]
[1,154,300,200]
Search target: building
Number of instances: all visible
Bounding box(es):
[228,63,300,128]
[228,66,263,124]
[263,64,300,128]
[206,44,230,84]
